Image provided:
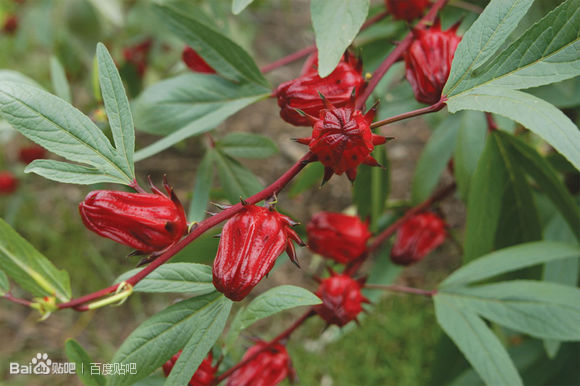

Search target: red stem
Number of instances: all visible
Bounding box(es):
[485,112,498,132]
[3,293,32,307]
[355,0,450,110]
[364,284,436,297]
[58,152,317,311]
[370,98,447,129]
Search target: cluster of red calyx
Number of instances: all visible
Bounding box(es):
[390,212,447,266]
[307,212,371,264]
[295,97,386,183]
[78,176,187,255]
[385,0,429,22]
[212,203,304,301]
[123,39,153,78]
[275,53,365,126]
[18,145,46,165]
[315,271,368,327]
[182,46,215,74]
[227,341,295,386]
[404,20,462,105]
[0,171,18,195]
[162,351,217,386]
[2,15,18,34]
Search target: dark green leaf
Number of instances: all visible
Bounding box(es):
[216,132,278,159]
[65,339,106,386]
[528,77,580,108]
[0,269,9,296]
[288,162,324,197]
[353,146,389,229]
[189,151,215,222]
[232,0,255,14]
[214,150,263,203]
[453,111,487,200]
[50,56,71,103]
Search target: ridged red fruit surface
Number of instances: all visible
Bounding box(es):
[227,342,294,386]
[315,272,368,327]
[391,212,447,265]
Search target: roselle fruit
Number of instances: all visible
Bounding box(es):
[315,272,368,327]
[123,38,153,78]
[275,53,364,126]
[385,0,430,22]
[0,171,18,195]
[2,15,18,34]
[78,178,187,254]
[162,351,217,386]
[227,341,294,386]
[18,145,46,165]
[404,20,462,105]
[390,212,447,266]
[307,212,371,264]
[212,204,304,301]
[182,46,215,74]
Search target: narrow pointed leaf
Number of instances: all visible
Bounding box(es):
[232,0,255,14]
[189,151,215,222]
[214,150,263,203]
[65,339,106,386]
[216,132,278,159]
[25,159,128,185]
[0,269,9,296]
[453,111,487,200]
[50,56,71,103]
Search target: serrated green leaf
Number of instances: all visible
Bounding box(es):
[434,294,523,386]
[216,132,278,159]
[411,115,459,203]
[311,0,369,77]
[0,218,71,302]
[189,151,215,222]
[114,263,215,295]
[96,43,135,178]
[453,111,487,201]
[153,3,269,87]
[0,269,9,296]
[50,57,71,103]
[25,159,126,185]
[232,0,254,14]
[441,241,580,288]
[109,292,229,386]
[65,339,106,386]
[214,150,263,203]
[444,0,535,96]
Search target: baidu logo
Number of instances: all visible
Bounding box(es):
[10,353,75,376]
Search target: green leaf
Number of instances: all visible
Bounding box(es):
[0,70,44,89]
[115,263,215,295]
[528,77,580,108]
[189,151,215,222]
[65,339,106,386]
[232,0,255,14]
[311,0,369,77]
[110,292,230,386]
[453,111,487,200]
[411,115,459,203]
[50,56,71,103]
[0,218,71,302]
[166,297,232,386]
[153,3,269,87]
[133,74,269,161]
[216,132,278,159]
[87,0,124,27]
[25,160,126,185]
[353,146,389,228]
[449,0,580,93]
[214,150,263,203]
[0,269,9,296]
[444,0,535,96]
[434,294,523,386]
[288,162,324,197]
[440,241,580,288]
[0,82,134,185]
[447,86,580,171]
[442,280,580,341]
[96,43,135,178]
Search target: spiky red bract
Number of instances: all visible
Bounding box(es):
[212,204,303,301]
[182,46,215,74]
[315,272,368,327]
[385,0,430,22]
[18,145,46,165]
[226,342,294,386]
[307,212,371,264]
[0,171,18,195]
[162,351,217,386]
[391,212,447,266]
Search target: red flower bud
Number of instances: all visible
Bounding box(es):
[227,342,294,386]
[2,15,18,34]
[315,272,368,327]
[162,351,217,386]
[307,212,371,264]
[182,46,215,74]
[295,98,386,183]
[78,178,187,254]
[213,204,303,301]
[390,212,447,266]
[404,20,462,105]
[123,39,153,78]
[18,145,46,165]
[385,0,429,22]
[0,171,18,195]
[275,53,364,126]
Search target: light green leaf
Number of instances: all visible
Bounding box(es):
[0,70,44,89]
[288,162,324,197]
[189,151,215,222]
[216,132,278,159]
[232,0,254,14]
[444,0,535,96]
[87,0,124,27]
[214,150,263,203]
[528,77,580,108]
[453,111,487,200]
[110,292,229,386]
[441,241,580,288]
[97,43,135,178]
[353,146,389,228]
[25,159,126,185]
[50,57,71,103]
[0,218,71,302]
[311,0,369,77]
[0,269,9,296]
[434,294,523,386]
[65,339,106,386]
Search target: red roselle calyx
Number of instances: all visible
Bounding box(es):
[212,203,304,301]
[18,145,46,165]
[404,20,462,105]
[182,46,215,74]
[2,15,18,34]
[275,53,365,126]
[315,272,368,327]
[123,38,153,78]
[227,341,295,386]
[385,0,430,22]
[307,212,371,264]
[78,177,187,254]
[162,351,217,386]
[0,171,18,195]
[295,97,386,183]
[390,212,447,266]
